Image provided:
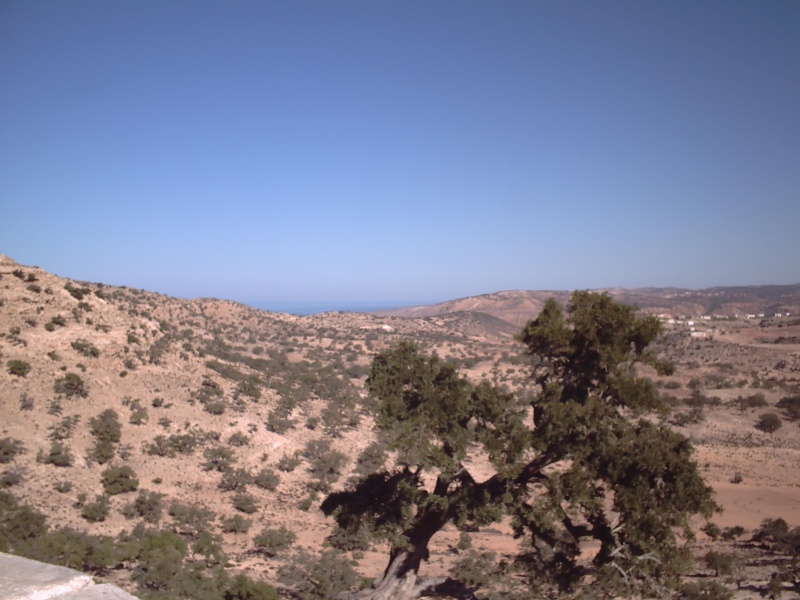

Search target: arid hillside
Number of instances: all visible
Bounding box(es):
[375,285,800,327]
[2,254,800,599]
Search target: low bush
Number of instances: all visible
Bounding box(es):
[37,442,74,467]
[54,373,88,398]
[71,339,100,358]
[80,495,110,522]
[121,490,164,523]
[0,438,26,464]
[7,360,31,377]
[277,549,357,600]
[755,412,782,434]
[232,493,258,514]
[253,468,280,491]
[253,526,296,557]
[101,466,139,495]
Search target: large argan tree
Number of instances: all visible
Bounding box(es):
[322,292,717,599]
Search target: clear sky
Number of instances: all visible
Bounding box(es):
[1,1,798,304]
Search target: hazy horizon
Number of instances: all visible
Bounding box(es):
[2,2,798,299]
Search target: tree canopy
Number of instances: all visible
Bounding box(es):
[322,292,718,599]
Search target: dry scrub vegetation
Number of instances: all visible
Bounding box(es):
[1,254,799,599]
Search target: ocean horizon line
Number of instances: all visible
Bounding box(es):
[244,300,431,316]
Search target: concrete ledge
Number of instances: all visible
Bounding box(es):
[0,553,137,600]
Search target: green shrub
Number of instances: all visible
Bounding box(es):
[101,466,139,495]
[202,447,236,472]
[168,501,216,539]
[277,452,301,472]
[736,392,768,410]
[37,442,74,467]
[7,360,31,377]
[64,283,91,300]
[277,549,356,600]
[71,339,100,358]
[220,514,252,534]
[756,412,783,434]
[232,493,258,514]
[777,395,800,421]
[228,432,250,447]
[54,373,88,398]
[48,416,80,441]
[253,526,296,557]
[1,470,23,487]
[0,438,25,464]
[223,574,278,600]
[121,490,164,523]
[80,495,110,522]
[677,580,733,600]
[219,468,252,493]
[22,527,117,573]
[253,468,280,491]
[704,550,735,577]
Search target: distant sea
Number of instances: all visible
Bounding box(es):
[246,301,427,316]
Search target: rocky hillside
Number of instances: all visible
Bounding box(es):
[2,254,800,599]
[376,285,800,326]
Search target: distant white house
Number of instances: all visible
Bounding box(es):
[690,331,708,338]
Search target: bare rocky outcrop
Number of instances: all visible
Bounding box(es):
[0,552,138,599]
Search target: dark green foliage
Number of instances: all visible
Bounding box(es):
[219,468,252,492]
[54,372,88,398]
[89,409,122,464]
[81,495,110,522]
[352,440,387,479]
[678,580,733,600]
[65,282,91,300]
[304,439,348,492]
[48,415,80,441]
[277,452,301,472]
[0,438,25,464]
[7,359,31,377]
[756,412,783,434]
[702,522,722,540]
[144,433,197,457]
[221,514,252,534]
[322,292,717,597]
[168,501,216,538]
[227,432,250,447]
[21,527,117,573]
[101,465,139,495]
[71,338,100,358]
[203,446,237,472]
[736,393,768,410]
[777,395,800,421]
[253,525,296,557]
[266,407,295,433]
[704,551,735,576]
[122,490,164,523]
[721,525,745,540]
[0,491,47,552]
[450,550,503,592]
[37,442,74,467]
[253,468,280,491]
[223,574,279,600]
[232,493,258,514]
[1,469,23,487]
[128,528,190,594]
[277,549,357,600]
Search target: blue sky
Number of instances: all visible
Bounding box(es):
[1,1,798,304]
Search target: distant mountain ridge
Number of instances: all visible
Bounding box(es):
[373,284,800,326]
